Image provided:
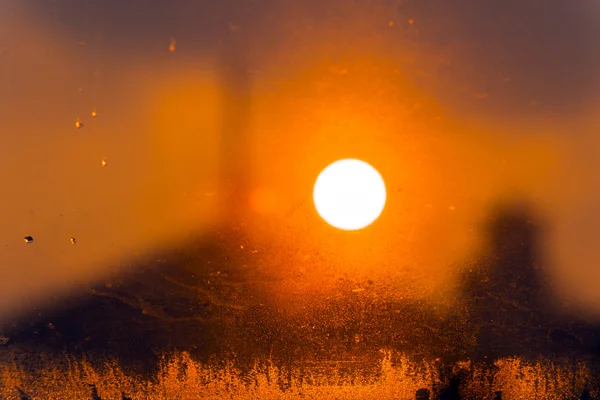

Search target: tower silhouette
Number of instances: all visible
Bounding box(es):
[217,39,252,226]
[461,201,549,362]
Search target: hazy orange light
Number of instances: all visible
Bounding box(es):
[313,159,386,231]
[250,186,281,215]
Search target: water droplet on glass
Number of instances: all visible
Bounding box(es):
[91,109,97,118]
[75,119,83,129]
[101,159,107,167]
[408,18,415,25]
[70,237,77,245]
[169,37,176,52]
[24,235,34,243]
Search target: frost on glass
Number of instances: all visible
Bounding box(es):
[1,0,600,399]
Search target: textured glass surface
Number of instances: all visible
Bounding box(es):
[1,1,600,398]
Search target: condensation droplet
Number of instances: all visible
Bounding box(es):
[24,235,34,243]
[75,119,83,129]
[169,37,176,52]
[408,18,415,25]
[101,159,107,167]
[70,237,77,245]
[91,109,97,118]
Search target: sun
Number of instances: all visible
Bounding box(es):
[313,159,386,231]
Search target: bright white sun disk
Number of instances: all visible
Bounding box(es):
[313,159,386,231]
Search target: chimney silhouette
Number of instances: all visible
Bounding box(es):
[462,201,549,362]
[217,39,252,227]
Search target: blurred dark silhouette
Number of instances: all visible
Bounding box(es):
[459,200,600,372]
[89,383,101,400]
[461,202,552,362]
[16,387,30,400]
[416,387,431,399]
[457,201,600,397]
[579,384,590,400]
[493,391,502,400]
[437,374,462,400]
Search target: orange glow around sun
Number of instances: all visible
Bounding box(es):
[250,186,282,215]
